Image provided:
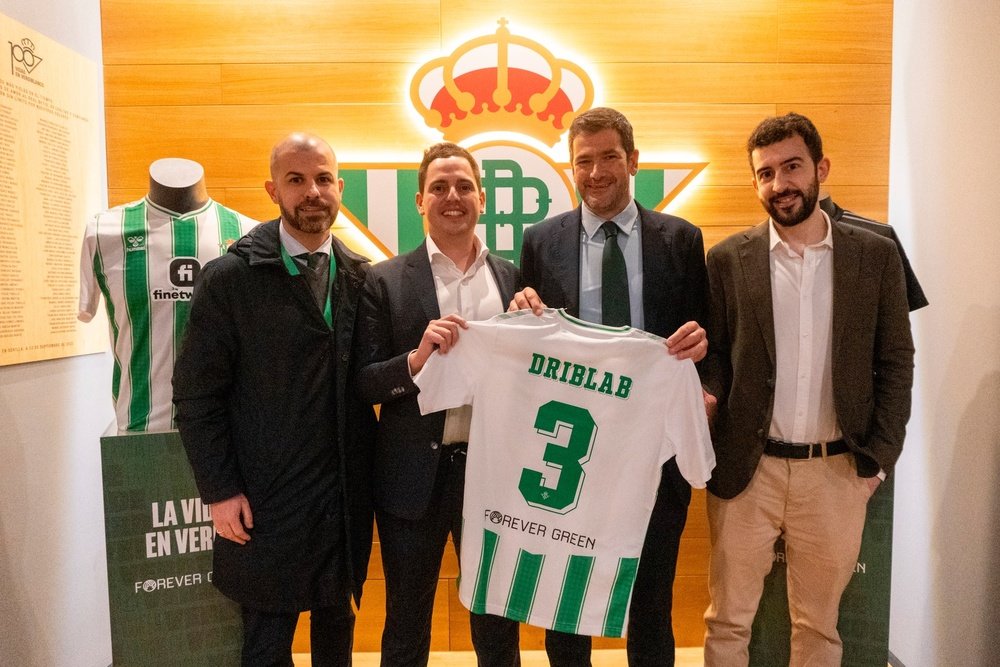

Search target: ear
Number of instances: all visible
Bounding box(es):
[264,180,277,203]
[817,156,831,184]
[628,149,640,176]
[337,177,345,195]
[479,187,486,213]
[415,191,425,215]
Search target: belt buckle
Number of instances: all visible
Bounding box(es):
[816,441,828,459]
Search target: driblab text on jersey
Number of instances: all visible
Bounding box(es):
[527,353,633,399]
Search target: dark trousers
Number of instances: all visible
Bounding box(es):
[241,600,355,667]
[545,461,690,667]
[377,446,521,667]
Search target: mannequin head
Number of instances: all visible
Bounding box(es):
[147,158,209,214]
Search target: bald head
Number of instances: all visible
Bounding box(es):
[265,132,344,246]
[269,132,338,180]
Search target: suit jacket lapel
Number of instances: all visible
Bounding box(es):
[739,223,776,365]
[639,205,669,332]
[485,254,516,303]
[553,210,582,316]
[405,241,441,323]
[831,222,861,359]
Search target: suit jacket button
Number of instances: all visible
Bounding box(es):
[765,377,775,388]
[756,429,765,438]
[430,442,439,450]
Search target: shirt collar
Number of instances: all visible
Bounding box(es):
[425,234,489,272]
[581,199,639,241]
[768,210,833,254]
[279,221,332,257]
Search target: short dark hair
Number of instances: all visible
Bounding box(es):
[568,107,635,159]
[417,142,481,193]
[746,112,824,171]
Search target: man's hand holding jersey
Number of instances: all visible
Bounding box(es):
[407,313,469,375]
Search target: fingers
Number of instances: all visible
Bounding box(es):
[423,314,468,354]
[665,321,708,362]
[509,288,546,315]
[212,494,252,545]
[409,314,469,375]
[703,389,718,423]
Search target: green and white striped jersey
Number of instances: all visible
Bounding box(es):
[79,197,258,433]
[414,309,714,637]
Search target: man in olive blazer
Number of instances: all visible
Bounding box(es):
[701,113,914,666]
[702,219,914,499]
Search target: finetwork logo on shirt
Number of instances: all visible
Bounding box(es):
[151,258,200,301]
[169,258,200,288]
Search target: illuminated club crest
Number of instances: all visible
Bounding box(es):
[409,17,593,148]
[339,19,706,263]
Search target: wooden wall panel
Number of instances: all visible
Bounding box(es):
[220,63,412,105]
[103,65,222,106]
[440,0,780,63]
[600,63,892,105]
[101,0,440,64]
[101,0,894,654]
[779,0,894,63]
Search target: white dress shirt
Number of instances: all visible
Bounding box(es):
[767,214,841,444]
[279,221,332,258]
[579,200,644,329]
[425,235,503,444]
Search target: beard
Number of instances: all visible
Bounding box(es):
[764,175,820,228]
[280,199,335,234]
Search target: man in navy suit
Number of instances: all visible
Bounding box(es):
[511,107,710,666]
[356,143,521,666]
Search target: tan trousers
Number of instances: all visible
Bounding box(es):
[703,452,871,667]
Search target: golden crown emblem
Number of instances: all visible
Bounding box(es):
[410,19,595,147]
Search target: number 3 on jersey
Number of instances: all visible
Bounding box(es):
[519,400,597,514]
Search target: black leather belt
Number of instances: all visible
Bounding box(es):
[764,438,849,459]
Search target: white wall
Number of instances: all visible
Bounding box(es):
[889,2,1000,666]
[0,2,114,666]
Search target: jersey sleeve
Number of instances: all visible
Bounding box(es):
[77,214,101,323]
[661,358,716,488]
[413,320,492,415]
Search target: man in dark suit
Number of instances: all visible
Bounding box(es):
[701,113,914,665]
[511,107,710,667]
[356,143,521,667]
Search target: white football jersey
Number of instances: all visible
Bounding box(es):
[79,197,258,432]
[414,309,714,637]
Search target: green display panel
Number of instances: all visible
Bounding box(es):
[102,432,240,666]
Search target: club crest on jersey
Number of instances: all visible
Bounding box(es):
[336,19,707,265]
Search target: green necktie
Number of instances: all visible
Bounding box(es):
[601,221,630,327]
